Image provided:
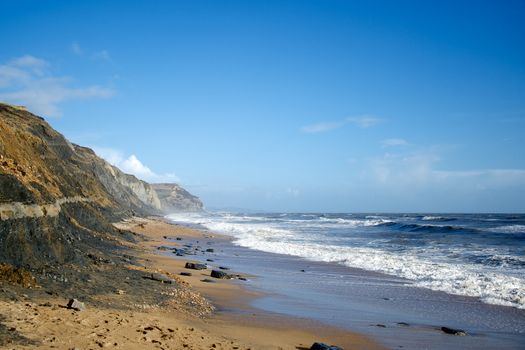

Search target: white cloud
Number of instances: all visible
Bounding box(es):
[71,42,83,55]
[365,150,525,190]
[0,55,114,117]
[286,187,301,197]
[93,147,180,183]
[91,50,111,62]
[382,138,409,147]
[346,115,383,128]
[301,114,383,133]
[301,121,344,133]
[71,42,111,62]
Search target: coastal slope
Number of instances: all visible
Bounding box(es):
[152,183,204,212]
[0,102,198,268]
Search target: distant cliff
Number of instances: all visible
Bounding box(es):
[151,183,204,213]
[0,103,201,268]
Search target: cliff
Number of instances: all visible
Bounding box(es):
[0,103,200,269]
[151,183,204,213]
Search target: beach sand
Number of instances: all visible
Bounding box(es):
[0,217,383,350]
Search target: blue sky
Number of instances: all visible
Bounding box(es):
[1,0,524,212]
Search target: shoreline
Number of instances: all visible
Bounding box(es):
[160,214,525,350]
[0,216,382,350]
[126,216,383,350]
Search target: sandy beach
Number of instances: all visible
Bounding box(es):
[0,216,382,350]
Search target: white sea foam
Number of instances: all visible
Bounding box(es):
[422,216,446,221]
[166,212,525,309]
[492,225,525,233]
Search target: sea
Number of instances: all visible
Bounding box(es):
[166,212,525,349]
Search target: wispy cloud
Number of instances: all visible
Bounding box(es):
[365,150,525,189]
[71,42,83,55]
[91,50,111,62]
[382,138,409,147]
[300,121,344,133]
[93,147,180,183]
[0,55,114,117]
[301,114,383,133]
[346,115,383,128]
[71,41,111,62]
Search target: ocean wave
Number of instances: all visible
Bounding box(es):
[227,233,525,309]
[491,225,525,234]
[166,212,525,309]
[391,222,481,234]
[421,216,457,222]
[231,237,525,309]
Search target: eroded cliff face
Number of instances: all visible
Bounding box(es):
[151,183,204,213]
[0,103,199,268]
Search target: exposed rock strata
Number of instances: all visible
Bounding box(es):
[0,103,202,268]
[151,183,203,212]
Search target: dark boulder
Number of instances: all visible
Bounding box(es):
[67,298,85,311]
[143,273,173,284]
[206,248,215,253]
[210,270,230,279]
[310,343,343,350]
[441,326,466,336]
[180,272,192,276]
[185,262,207,270]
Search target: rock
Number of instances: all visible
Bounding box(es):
[375,324,386,328]
[206,248,215,253]
[206,259,214,262]
[310,343,344,350]
[397,322,410,326]
[185,262,207,270]
[157,246,171,251]
[238,277,247,281]
[180,272,192,276]
[67,299,85,311]
[201,278,216,283]
[210,270,230,279]
[441,326,466,336]
[143,273,173,284]
[218,266,230,270]
[176,237,182,241]
[173,248,186,256]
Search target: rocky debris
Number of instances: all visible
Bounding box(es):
[0,263,39,288]
[210,270,230,279]
[310,342,344,350]
[185,262,207,270]
[67,299,85,311]
[143,273,173,284]
[441,326,467,336]
[180,272,192,276]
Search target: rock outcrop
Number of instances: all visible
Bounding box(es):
[0,102,200,268]
[151,183,204,213]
